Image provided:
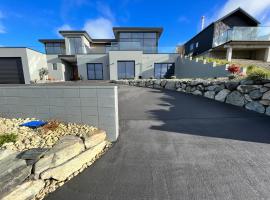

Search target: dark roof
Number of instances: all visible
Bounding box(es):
[184,7,260,46]
[39,39,65,44]
[91,39,117,44]
[59,30,92,42]
[113,27,163,38]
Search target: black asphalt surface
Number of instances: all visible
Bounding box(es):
[46,86,270,200]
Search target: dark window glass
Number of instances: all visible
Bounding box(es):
[45,43,65,54]
[154,63,175,79]
[119,33,131,39]
[117,61,135,79]
[53,63,57,70]
[87,63,103,80]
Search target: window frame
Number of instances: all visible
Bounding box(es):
[154,63,175,79]
[86,63,104,80]
[52,63,57,70]
[117,60,135,79]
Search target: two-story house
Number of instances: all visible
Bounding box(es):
[183,8,270,62]
[39,27,180,82]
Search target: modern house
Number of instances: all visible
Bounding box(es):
[0,27,180,84]
[183,8,270,62]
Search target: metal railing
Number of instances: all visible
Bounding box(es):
[213,26,270,47]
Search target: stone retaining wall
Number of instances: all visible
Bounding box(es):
[113,79,270,116]
[0,130,109,200]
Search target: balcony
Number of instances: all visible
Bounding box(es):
[213,27,270,47]
[107,42,158,53]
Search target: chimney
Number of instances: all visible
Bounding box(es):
[201,16,205,31]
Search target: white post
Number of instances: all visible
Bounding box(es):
[226,46,233,62]
[264,47,270,62]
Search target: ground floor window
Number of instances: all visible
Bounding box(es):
[87,63,103,80]
[154,63,175,79]
[117,61,135,79]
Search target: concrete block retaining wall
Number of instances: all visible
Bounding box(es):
[0,85,119,141]
[113,79,270,116]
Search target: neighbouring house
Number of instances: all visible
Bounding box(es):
[183,7,270,62]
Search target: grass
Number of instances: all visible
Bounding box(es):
[246,65,270,80]
[0,133,17,147]
[195,57,230,66]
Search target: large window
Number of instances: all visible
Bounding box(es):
[117,61,135,79]
[45,43,65,54]
[68,37,83,54]
[87,63,103,80]
[154,63,175,79]
[119,32,158,53]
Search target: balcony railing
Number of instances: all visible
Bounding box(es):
[213,26,270,47]
[107,42,158,53]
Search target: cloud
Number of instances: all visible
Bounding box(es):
[83,17,114,39]
[96,1,115,22]
[215,0,270,23]
[0,11,6,33]
[56,24,72,36]
[178,16,190,24]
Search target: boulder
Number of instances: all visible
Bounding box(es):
[245,102,265,114]
[215,89,230,102]
[260,87,269,93]
[0,151,31,195]
[34,135,85,176]
[186,86,192,93]
[260,100,270,106]
[207,85,224,92]
[264,83,270,88]
[225,81,239,90]
[240,79,254,85]
[266,106,270,116]
[226,91,245,107]
[192,90,202,96]
[165,81,176,90]
[175,81,182,89]
[145,81,154,88]
[41,141,107,181]
[19,148,49,166]
[204,91,215,99]
[196,85,204,91]
[1,180,45,200]
[262,91,270,100]
[249,90,263,100]
[160,80,167,88]
[244,94,252,102]
[82,129,106,149]
[0,149,16,160]
[237,85,261,93]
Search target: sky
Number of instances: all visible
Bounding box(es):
[1,0,270,52]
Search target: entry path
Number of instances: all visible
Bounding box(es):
[46,86,270,200]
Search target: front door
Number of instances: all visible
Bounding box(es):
[87,63,103,80]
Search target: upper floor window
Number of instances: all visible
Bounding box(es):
[68,37,83,54]
[53,63,57,70]
[45,43,65,54]
[189,43,194,51]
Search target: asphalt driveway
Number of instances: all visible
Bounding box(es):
[46,86,270,200]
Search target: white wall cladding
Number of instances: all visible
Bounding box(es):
[0,85,119,141]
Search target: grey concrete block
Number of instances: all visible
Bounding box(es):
[63,98,81,107]
[81,106,98,115]
[97,97,115,108]
[65,106,82,115]
[80,98,98,107]
[80,89,97,98]
[63,89,80,97]
[81,115,98,126]
[0,97,7,105]
[98,107,116,117]
[49,106,65,115]
[47,89,64,98]
[49,98,64,106]
[35,106,50,114]
[4,88,19,97]
[97,88,115,97]
[5,97,19,105]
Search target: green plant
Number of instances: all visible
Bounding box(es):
[39,68,49,80]
[0,133,17,147]
[170,76,176,79]
[246,65,270,80]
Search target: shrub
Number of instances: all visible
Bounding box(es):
[170,76,176,79]
[228,64,241,74]
[246,65,270,80]
[0,133,17,147]
[39,68,49,80]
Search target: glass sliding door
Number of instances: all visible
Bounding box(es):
[117,61,135,79]
[87,63,103,80]
[154,63,175,79]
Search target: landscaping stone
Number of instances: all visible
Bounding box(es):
[225,81,239,90]
[260,100,270,106]
[262,91,270,100]
[244,94,252,102]
[160,80,167,87]
[19,148,49,165]
[1,180,45,200]
[82,130,106,149]
[204,91,215,99]
[237,85,261,93]
[34,135,85,176]
[41,141,107,181]
[192,90,202,96]
[266,107,270,116]
[240,79,254,85]
[264,83,270,88]
[260,87,269,93]
[226,91,245,107]
[165,81,176,90]
[207,85,224,92]
[249,90,263,100]
[0,149,16,160]
[215,89,230,102]
[245,102,265,114]
[0,151,31,195]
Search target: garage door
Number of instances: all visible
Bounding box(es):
[0,58,25,84]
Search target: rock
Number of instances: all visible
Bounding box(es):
[207,85,224,92]
[34,135,85,176]
[260,87,269,93]
[82,130,106,149]
[1,180,45,200]
[226,91,245,107]
[264,83,270,88]
[215,89,230,102]
[0,149,17,160]
[204,91,216,99]
[262,91,270,100]
[145,81,153,88]
[41,141,107,181]
[245,102,265,114]
[192,90,202,96]
[175,81,182,89]
[196,85,204,91]
[160,80,167,88]
[240,79,254,85]
[225,81,239,90]
[237,85,261,93]
[19,148,49,165]
[266,107,270,116]
[244,94,252,102]
[260,100,270,106]
[165,81,176,90]
[249,90,263,100]
[0,151,31,195]
[186,86,192,93]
